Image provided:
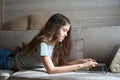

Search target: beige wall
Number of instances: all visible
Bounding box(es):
[3,0,120,28]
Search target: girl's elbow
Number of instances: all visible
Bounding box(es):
[47,68,60,74]
[47,71,54,74]
[46,68,55,74]
[47,70,56,74]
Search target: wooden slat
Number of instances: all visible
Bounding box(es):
[0,0,3,28]
[3,0,120,28]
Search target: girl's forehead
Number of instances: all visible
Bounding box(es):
[62,24,70,29]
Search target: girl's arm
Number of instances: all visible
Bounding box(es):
[67,58,96,65]
[40,56,97,74]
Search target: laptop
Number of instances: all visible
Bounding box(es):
[75,45,120,73]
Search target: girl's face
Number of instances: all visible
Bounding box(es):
[57,24,70,42]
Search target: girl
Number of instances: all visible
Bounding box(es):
[14,13,98,74]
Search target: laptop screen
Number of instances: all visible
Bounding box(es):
[106,45,120,68]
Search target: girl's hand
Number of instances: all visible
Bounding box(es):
[79,58,96,63]
[82,58,96,63]
[66,58,97,66]
[80,60,98,70]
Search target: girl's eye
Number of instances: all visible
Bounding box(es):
[63,29,66,32]
[63,28,67,32]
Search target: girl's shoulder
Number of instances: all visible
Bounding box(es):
[41,42,49,45]
[41,42,55,46]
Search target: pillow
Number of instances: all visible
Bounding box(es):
[3,16,28,30]
[110,46,120,73]
[29,14,51,29]
[68,39,85,61]
[0,30,39,50]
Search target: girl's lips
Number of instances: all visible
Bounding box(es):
[62,37,64,39]
[62,36,65,39]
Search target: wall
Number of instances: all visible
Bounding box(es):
[0,0,3,29]
[3,0,120,28]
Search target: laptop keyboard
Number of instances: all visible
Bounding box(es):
[89,66,105,71]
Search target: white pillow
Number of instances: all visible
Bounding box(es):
[110,46,120,73]
[68,39,85,61]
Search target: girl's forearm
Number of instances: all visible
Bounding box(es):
[47,64,82,74]
[67,59,84,65]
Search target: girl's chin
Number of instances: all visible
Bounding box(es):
[58,40,62,42]
[58,38,64,42]
[58,39,63,42]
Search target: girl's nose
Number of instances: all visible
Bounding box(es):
[65,32,67,36]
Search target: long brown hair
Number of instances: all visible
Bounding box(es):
[21,13,71,66]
